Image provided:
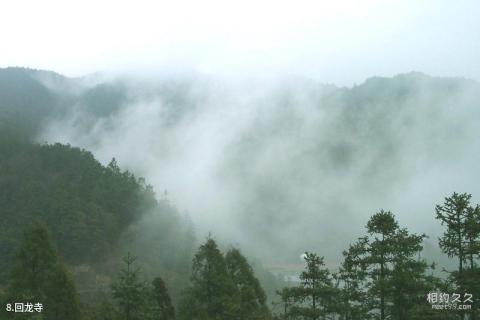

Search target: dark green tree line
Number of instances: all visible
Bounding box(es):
[225,248,271,320]
[276,208,463,320]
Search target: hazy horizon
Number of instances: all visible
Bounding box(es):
[1,1,480,86]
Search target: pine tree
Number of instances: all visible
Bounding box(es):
[436,193,480,320]
[335,237,370,320]
[436,193,472,320]
[286,252,336,320]
[1,222,81,320]
[361,210,432,319]
[178,237,236,320]
[465,204,480,269]
[225,248,271,320]
[465,204,480,319]
[336,228,441,320]
[388,228,430,320]
[111,252,147,320]
[356,210,398,320]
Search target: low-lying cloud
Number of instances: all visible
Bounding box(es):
[39,72,480,265]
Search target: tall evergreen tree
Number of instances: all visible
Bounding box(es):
[284,252,336,320]
[388,229,430,320]
[364,210,438,320]
[0,222,81,320]
[364,210,398,320]
[225,248,271,320]
[178,237,236,320]
[465,204,480,270]
[342,210,436,320]
[436,193,471,290]
[436,193,480,320]
[465,204,480,319]
[111,252,147,320]
[335,237,370,320]
[436,193,470,320]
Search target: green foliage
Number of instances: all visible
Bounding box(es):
[119,200,195,305]
[362,210,434,320]
[275,253,337,320]
[335,237,370,320]
[436,193,472,263]
[436,192,480,320]
[276,210,450,320]
[0,138,195,318]
[296,253,336,320]
[149,277,175,320]
[178,237,236,320]
[109,256,177,320]
[0,222,81,320]
[275,287,296,320]
[1,70,480,319]
[179,238,272,320]
[225,248,272,320]
[111,253,147,320]
[0,142,156,280]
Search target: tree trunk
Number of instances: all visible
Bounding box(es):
[458,212,464,320]
[470,249,476,320]
[380,233,385,320]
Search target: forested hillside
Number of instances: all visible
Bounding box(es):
[0,136,196,294]
[0,140,149,269]
[0,68,280,319]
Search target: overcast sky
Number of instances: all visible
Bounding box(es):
[1,0,479,85]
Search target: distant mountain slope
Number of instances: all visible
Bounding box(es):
[0,67,128,140]
[0,68,61,139]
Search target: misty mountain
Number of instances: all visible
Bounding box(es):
[1,67,479,267]
[0,139,195,306]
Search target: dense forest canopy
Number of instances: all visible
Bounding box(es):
[0,141,149,267]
